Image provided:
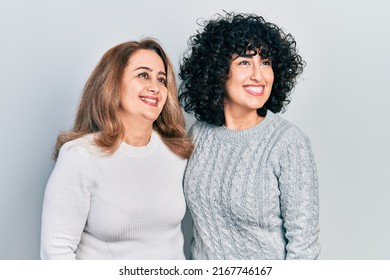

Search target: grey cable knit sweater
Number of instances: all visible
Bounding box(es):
[184,111,320,259]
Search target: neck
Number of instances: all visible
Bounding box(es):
[122,127,153,146]
[121,119,154,146]
[224,110,263,131]
[119,111,156,146]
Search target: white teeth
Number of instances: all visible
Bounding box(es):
[140,97,157,104]
[245,86,263,93]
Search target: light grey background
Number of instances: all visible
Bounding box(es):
[1,0,389,259]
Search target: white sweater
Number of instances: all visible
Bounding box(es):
[40,131,187,259]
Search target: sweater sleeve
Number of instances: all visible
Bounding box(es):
[40,143,92,259]
[278,132,320,260]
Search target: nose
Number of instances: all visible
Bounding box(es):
[147,80,159,94]
[250,64,263,82]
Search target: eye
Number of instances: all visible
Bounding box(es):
[138,72,149,79]
[238,60,251,66]
[261,59,272,67]
[157,77,167,85]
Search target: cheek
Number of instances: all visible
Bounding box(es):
[267,69,275,83]
[230,71,247,83]
[225,76,239,95]
[160,89,168,104]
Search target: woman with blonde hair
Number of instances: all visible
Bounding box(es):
[41,38,193,259]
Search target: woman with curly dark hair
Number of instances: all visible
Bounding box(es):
[179,12,320,259]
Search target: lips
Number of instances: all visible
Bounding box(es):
[243,85,264,96]
[140,96,158,107]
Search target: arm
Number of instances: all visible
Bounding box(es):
[278,133,320,259]
[40,143,92,259]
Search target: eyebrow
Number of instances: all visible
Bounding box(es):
[135,66,166,76]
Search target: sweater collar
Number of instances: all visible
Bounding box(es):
[118,130,158,157]
[214,111,277,143]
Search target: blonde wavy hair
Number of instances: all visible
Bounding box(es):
[54,38,193,159]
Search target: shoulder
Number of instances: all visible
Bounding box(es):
[152,130,187,163]
[188,120,205,135]
[58,134,98,161]
[188,120,215,140]
[265,114,317,172]
[266,112,312,148]
[49,135,97,183]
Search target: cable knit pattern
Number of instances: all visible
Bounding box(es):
[184,111,320,259]
[41,130,187,260]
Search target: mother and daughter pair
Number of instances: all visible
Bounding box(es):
[40,12,320,260]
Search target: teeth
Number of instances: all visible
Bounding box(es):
[245,86,263,93]
[140,97,157,104]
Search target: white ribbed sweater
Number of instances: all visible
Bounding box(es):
[184,111,320,259]
[41,131,187,259]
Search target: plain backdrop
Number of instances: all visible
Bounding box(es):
[0,0,389,259]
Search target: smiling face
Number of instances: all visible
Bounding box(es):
[119,49,168,126]
[224,51,274,119]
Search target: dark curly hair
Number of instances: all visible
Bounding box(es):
[179,12,305,126]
